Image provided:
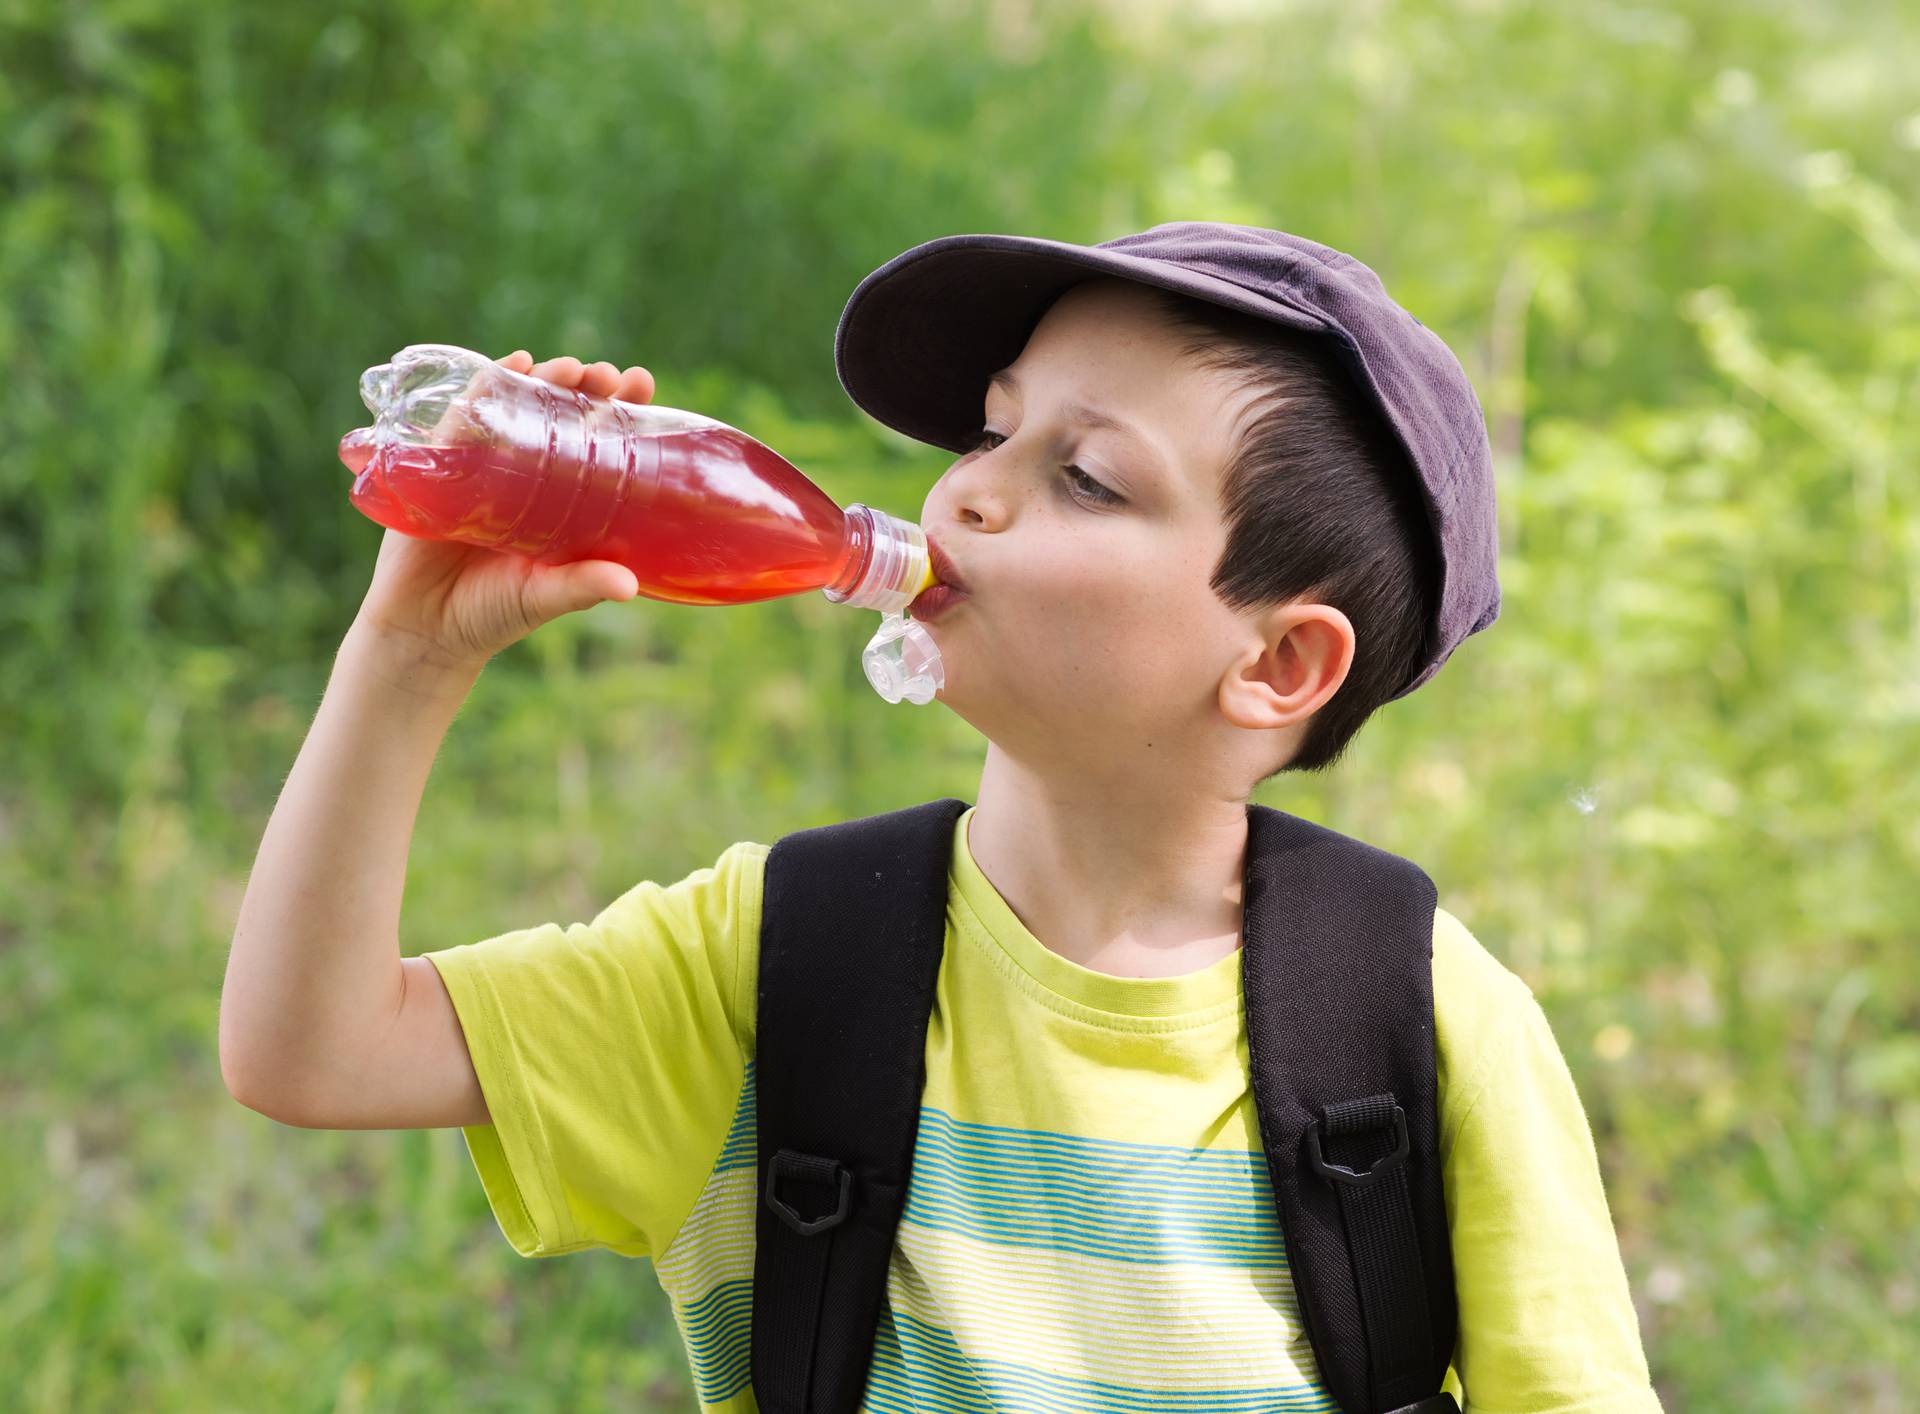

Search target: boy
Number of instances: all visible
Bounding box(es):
[221,222,1663,1411]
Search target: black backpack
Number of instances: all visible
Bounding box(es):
[750,796,1459,1414]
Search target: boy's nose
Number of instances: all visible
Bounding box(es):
[940,459,1014,533]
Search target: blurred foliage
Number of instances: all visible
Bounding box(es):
[3,0,1918,1408]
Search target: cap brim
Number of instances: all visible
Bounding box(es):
[833,232,1337,454]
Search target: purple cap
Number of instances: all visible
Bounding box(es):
[831,221,1501,700]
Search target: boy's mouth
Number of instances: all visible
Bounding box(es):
[925,535,970,594]
[910,582,969,621]
[913,535,971,621]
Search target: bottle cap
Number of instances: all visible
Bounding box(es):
[861,613,943,705]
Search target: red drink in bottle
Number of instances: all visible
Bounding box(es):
[337,344,935,613]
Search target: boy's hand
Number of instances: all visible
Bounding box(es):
[351,350,658,671]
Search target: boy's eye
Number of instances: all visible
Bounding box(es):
[965,428,1123,507]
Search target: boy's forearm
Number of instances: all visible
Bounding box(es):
[220,617,485,1111]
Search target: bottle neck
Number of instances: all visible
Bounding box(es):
[825,504,931,613]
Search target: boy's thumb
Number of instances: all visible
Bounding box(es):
[529,561,640,622]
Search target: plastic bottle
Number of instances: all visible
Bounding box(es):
[337,343,944,704]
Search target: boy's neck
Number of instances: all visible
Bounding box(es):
[967,744,1251,981]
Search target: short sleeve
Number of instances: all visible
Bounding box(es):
[1433,909,1663,1413]
[421,839,769,1261]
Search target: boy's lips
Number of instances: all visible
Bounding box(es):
[909,583,969,621]
[913,535,971,620]
[925,535,970,594]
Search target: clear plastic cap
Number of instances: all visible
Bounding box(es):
[861,612,945,705]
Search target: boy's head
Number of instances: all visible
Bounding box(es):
[836,223,1500,792]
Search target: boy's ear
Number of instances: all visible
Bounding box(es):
[1217,603,1355,732]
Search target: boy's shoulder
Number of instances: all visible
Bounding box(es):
[1429,902,1560,1136]
[1430,903,1533,1009]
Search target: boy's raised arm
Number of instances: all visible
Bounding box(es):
[219,621,491,1129]
[219,351,655,1130]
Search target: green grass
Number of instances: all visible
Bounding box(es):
[4,0,1918,1406]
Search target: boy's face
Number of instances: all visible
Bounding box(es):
[916,278,1352,781]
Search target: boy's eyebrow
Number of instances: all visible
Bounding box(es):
[987,367,1169,480]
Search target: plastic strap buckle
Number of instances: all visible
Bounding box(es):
[763,1148,853,1237]
[1304,1102,1410,1188]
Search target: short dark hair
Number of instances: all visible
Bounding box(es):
[1132,282,1441,778]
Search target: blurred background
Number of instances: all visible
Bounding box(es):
[3,0,1916,1407]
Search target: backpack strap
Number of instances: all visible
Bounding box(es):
[1243,802,1459,1413]
[751,796,971,1414]
[752,796,1457,1414]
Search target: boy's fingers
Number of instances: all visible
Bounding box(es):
[530,355,585,386]
[617,366,656,403]
[579,360,621,396]
[492,352,646,401]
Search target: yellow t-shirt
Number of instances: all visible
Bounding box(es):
[423,807,1662,1413]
